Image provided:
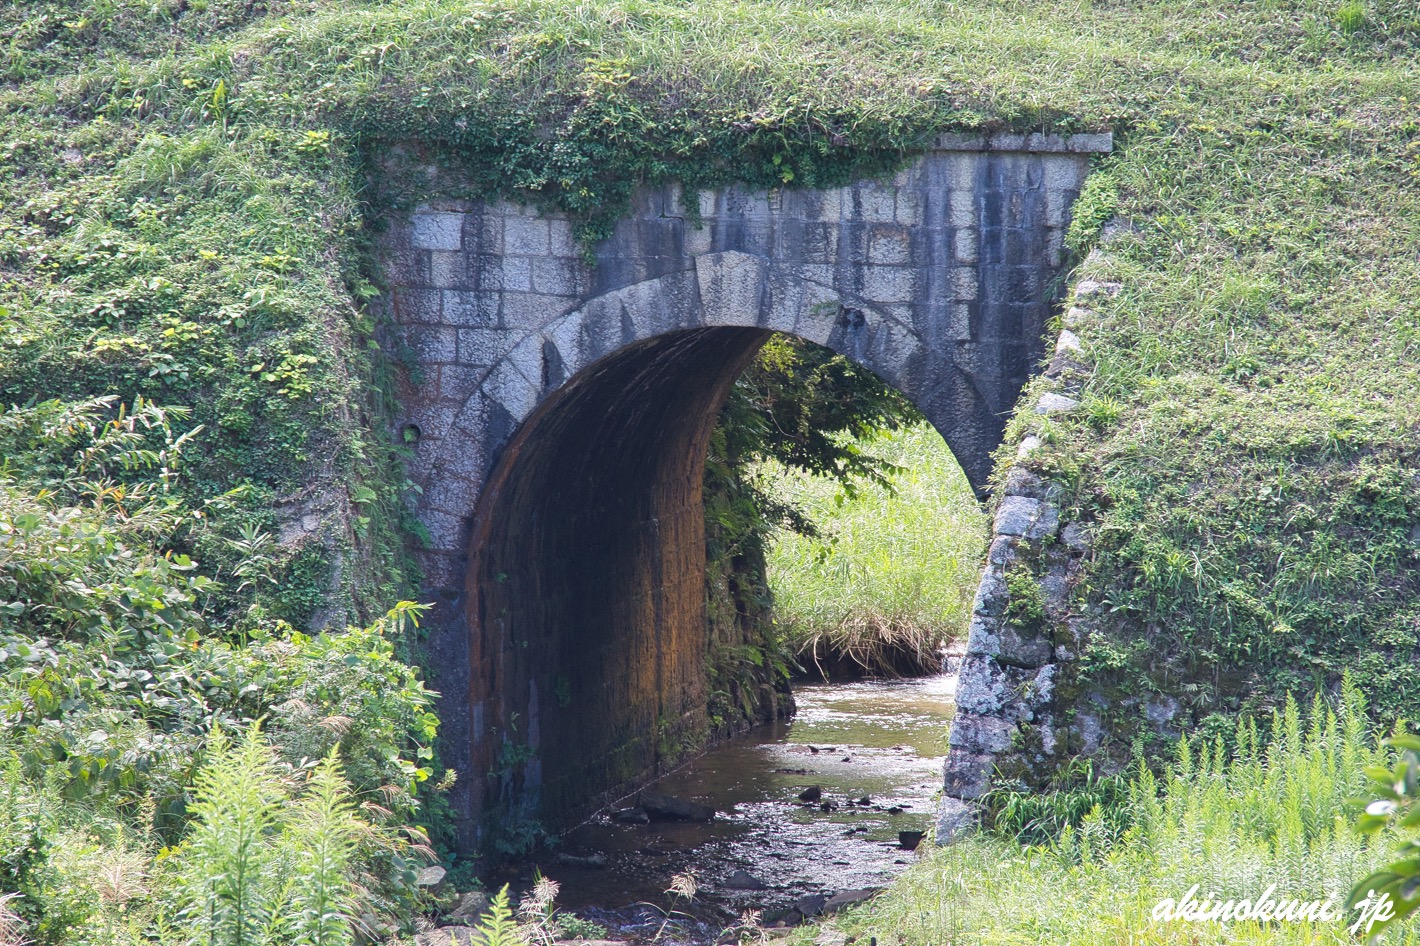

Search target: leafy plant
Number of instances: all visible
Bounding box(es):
[1348,731,1420,939]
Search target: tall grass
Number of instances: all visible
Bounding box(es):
[829,686,1420,945]
[761,422,987,676]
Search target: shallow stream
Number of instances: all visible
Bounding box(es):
[531,674,956,939]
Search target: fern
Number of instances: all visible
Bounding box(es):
[171,727,285,946]
[473,886,520,946]
[281,751,360,946]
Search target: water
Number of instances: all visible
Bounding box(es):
[531,674,956,938]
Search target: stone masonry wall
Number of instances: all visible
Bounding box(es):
[375,134,1111,849]
[937,249,1122,840]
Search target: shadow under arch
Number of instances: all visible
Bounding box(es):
[462,321,984,846]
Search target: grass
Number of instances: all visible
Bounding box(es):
[820,687,1420,945]
[761,422,988,676]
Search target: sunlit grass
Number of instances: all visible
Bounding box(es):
[823,688,1420,945]
[761,421,988,676]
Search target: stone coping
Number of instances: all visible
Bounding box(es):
[930,131,1113,154]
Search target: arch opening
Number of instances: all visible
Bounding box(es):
[466,328,772,840]
[464,325,980,847]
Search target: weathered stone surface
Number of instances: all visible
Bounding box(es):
[823,888,880,914]
[446,890,491,922]
[1034,391,1080,414]
[997,625,1052,668]
[994,495,1041,536]
[935,796,975,844]
[413,211,465,250]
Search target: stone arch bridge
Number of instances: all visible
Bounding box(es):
[376,132,1112,850]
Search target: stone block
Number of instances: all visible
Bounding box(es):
[501,292,573,331]
[994,495,1041,537]
[987,132,1028,151]
[867,227,911,265]
[548,218,579,257]
[465,211,502,255]
[941,747,993,799]
[503,215,550,255]
[800,222,838,264]
[438,364,486,402]
[944,153,979,190]
[503,336,548,394]
[1024,501,1060,541]
[481,358,539,423]
[1003,466,1045,498]
[986,535,1016,566]
[405,325,457,363]
[850,185,895,223]
[394,288,441,324]
[895,190,924,226]
[1044,157,1086,193]
[442,290,498,328]
[532,256,582,296]
[948,191,977,228]
[542,310,587,379]
[419,508,465,555]
[1061,521,1090,552]
[429,251,470,289]
[1067,132,1114,152]
[950,266,978,301]
[684,222,713,256]
[696,251,768,327]
[949,707,1015,754]
[935,797,975,844]
[1023,133,1068,153]
[412,211,464,251]
[1045,188,1073,227]
[947,302,972,341]
[953,228,978,263]
[498,256,532,292]
[972,568,1008,617]
[423,474,476,516]
[860,266,915,304]
[416,552,463,595]
[457,328,513,367]
[933,132,987,151]
[997,625,1052,668]
[1034,392,1080,414]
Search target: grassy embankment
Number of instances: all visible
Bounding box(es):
[818,688,1420,946]
[761,422,987,677]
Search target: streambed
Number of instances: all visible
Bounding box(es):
[530,674,956,940]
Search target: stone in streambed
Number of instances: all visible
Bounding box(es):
[724,869,769,890]
[796,893,827,918]
[556,852,608,869]
[823,888,880,914]
[612,807,649,824]
[898,830,925,851]
[798,785,822,803]
[639,790,715,822]
[446,890,491,922]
